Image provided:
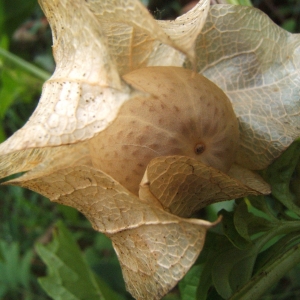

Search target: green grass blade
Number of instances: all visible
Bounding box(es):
[0,47,51,81]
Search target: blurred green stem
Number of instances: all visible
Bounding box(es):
[255,220,300,251]
[226,0,252,5]
[0,47,51,81]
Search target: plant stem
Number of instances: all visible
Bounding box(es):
[255,220,300,251]
[229,243,300,300]
[0,47,51,81]
[225,0,253,5]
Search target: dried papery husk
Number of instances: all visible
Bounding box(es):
[89,66,239,195]
[6,164,220,300]
[139,156,271,217]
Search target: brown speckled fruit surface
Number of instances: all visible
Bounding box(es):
[89,67,239,195]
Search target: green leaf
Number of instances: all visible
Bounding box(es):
[196,232,231,300]
[196,265,213,300]
[291,159,300,203]
[221,209,252,249]
[56,205,80,223]
[211,245,257,298]
[264,139,300,216]
[230,243,300,300]
[0,240,33,295]
[36,221,124,300]
[247,195,278,221]
[162,293,181,300]
[0,245,4,262]
[179,264,203,300]
[254,232,300,274]
[0,68,26,118]
[84,234,126,295]
[282,19,296,33]
[195,231,257,299]
[206,288,224,300]
[233,200,273,240]
[0,65,43,142]
[207,207,300,299]
[19,249,33,289]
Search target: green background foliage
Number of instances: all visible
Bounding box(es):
[0,0,300,299]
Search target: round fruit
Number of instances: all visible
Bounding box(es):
[89,66,239,195]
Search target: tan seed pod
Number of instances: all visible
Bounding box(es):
[89,66,239,195]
